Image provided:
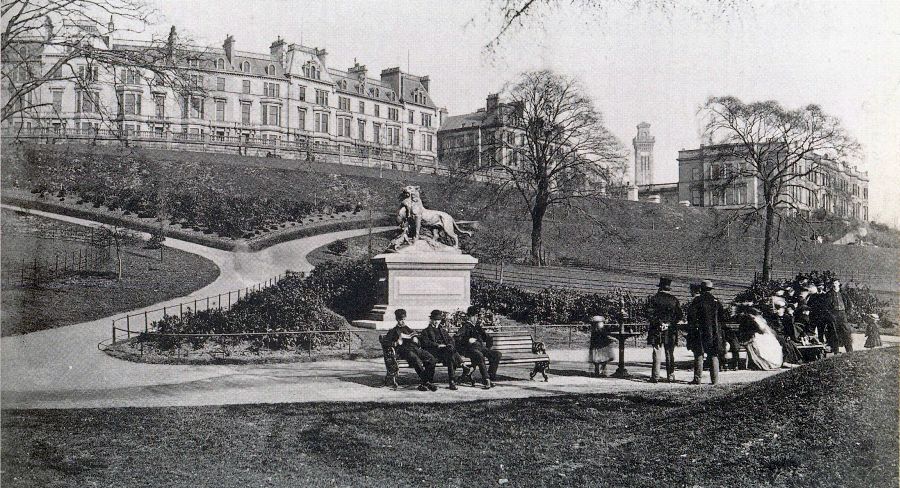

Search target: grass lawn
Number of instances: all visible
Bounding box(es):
[2,348,895,487]
[1,209,220,336]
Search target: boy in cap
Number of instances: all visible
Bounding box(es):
[383,309,437,391]
[645,277,683,383]
[421,309,472,390]
[457,305,502,389]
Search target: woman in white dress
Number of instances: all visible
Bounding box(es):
[740,307,783,370]
[588,315,618,377]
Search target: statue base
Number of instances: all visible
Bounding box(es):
[352,246,478,330]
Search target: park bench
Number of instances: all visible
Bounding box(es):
[379,330,551,388]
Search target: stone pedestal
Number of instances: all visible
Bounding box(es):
[352,242,478,330]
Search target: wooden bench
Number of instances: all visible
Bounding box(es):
[379,330,551,388]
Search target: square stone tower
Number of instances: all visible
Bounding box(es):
[633,122,655,187]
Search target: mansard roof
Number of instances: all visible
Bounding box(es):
[329,68,401,105]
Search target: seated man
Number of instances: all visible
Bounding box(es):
[421,309,472,390]
[456,306,502,389]
[383,309,437,391]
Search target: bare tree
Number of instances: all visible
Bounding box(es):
[481,0,750,52]
[2,0,206,132]
[699,96,860,281]
[462,70,626,265]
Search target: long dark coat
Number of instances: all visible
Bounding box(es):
[645,291,683,347]
[687,291,727,355]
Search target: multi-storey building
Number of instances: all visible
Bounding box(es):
[677,143,869,220]
[436,93,522,179]
[2,24,442,168]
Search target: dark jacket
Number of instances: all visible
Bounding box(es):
[383,324,421,355]
[645,290,684,347]
[688,291,726,355]
[456,319,491,349]
[421,324,455,351]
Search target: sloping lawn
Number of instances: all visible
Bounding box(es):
[2,348,896,487]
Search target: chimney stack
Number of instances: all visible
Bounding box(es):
[270,36,285,66]
[486,93,499,113]
[420,75,430,92]
[223,35,235,64]
[348,62,367,81]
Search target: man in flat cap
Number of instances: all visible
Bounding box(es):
[457,305,502,389]
[645,277,684,383]
[383,309,437,391]
[421,309,472,390]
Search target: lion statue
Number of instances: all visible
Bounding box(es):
[395,185,472,248]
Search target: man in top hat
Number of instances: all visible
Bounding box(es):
[421,309,472,390]
[688,280,727,384]
[457,305,502,389]
[383,309,437,391]
[645,277,684,383]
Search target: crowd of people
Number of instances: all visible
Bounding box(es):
[614,275,884,385]
[382,306,501,391]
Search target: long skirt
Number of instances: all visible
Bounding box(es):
[865,322,883,348]
[745,329,783,371]
[590,342,617,363]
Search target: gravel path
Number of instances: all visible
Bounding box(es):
[3,204,895,410]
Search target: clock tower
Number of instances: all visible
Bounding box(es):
[633,122,655,187]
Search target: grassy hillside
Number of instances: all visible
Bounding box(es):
[4,143,896,287]
[3,347,896,487]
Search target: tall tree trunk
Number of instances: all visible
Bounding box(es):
[530,203,547,266]
[762,204,774,282]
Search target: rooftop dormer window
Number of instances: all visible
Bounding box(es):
[241,61,251,73]
[216,58,226,70]
[267,64,276,76]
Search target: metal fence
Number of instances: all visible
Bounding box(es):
[106,272,297,345]
[6,245,111,287]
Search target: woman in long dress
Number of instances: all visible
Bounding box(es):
[864,313,883,348]
[738,308,783,371]
[588,315,617,377]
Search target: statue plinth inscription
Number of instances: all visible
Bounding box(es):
[352,186,477,330]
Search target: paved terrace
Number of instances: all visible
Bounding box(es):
[2,205,895,410]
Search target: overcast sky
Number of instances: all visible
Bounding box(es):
[146,0,899,226]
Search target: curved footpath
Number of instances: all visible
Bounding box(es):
[2,205,893,409]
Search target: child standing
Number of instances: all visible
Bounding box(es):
[588,315,617,377]
[864,313,883,349]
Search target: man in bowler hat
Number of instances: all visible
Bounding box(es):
[645,277,683,383]
[457,306,502,389]
[421,309,472,390]
[383,309,437,391]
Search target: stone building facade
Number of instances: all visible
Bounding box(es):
[677,144,869,220]
[2,24,442,168]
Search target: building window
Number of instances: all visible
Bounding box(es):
[297,108,307,130]
[373,122,382,143]
[421,134,433,152]
[358,101,365,114]
[51,90,63,112]
[421,113,432,128]
[76,91,99,113]
[374,104,381,117]
[121,93,141,115]
[388,108,398,121]
[263,82,280,97]
[154,94,165,118]
[337,116,351,137]
[298,86,306,101]
[216,58,225,70]
[241,61,251,73]
[78,65,99,82]
[241,102,251,124]
[120,68,141,84]
[407,129,415,148]
[303,63,321,80]
[338,96,350,111]
[691,168,701,181]
[315,90,329,107]
[189,74,204,89]
[182,96,203,118]
[267,64,276,76]
[215,100,226,121]
[358,120,365,141]
[691,189,702,206]
[242,80,251,94]
[387,126,399,145]
[216,77,225,91]
[315,112,329,133]
[261,104,280,126]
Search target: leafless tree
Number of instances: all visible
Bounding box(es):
[460,70,626,265]
[481,0,750,52]
[2,0,207,132]
[699,96,861,281]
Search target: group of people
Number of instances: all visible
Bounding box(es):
[383,306,501,391]
[634,276,878,385]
